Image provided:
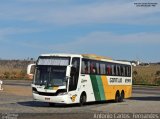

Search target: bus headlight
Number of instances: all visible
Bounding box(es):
[58,92,68,95]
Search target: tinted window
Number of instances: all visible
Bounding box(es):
[81,58,131,77]
[81,59,90,74]
[100,63,106,75]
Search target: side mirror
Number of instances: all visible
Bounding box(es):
[27,64,36,79]
[66,65,72,77]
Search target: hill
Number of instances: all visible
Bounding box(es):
[0,60,35,80]
[133,64,160,86]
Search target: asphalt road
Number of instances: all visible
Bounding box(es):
[2,80,32,86]
[0,80,160,119]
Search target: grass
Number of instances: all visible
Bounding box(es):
[133,64,160,86]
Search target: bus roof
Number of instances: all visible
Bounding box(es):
[82,54,112,60]
[40,53,81,57]
[82,54,131,65]
[40,53,131,65]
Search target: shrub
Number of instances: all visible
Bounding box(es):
[156,80,160,86]
[4,71,10,79]
[133,71,138,75]
[0,60,35,80]
[155,71,160,76]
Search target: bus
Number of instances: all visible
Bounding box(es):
[27,53,132,106]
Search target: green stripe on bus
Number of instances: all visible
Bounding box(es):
[96,76,106,100]
[90,75,101,101]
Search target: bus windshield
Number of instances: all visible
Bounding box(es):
[34,66,67,86]
[34,56,70,87]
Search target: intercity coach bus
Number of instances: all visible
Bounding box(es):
[27,53,132,106]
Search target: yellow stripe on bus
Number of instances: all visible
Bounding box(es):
[101,76,108,100]
[101,75,132,100]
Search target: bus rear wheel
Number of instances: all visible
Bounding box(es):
[115,91,120,102]
[120,91,125,102]
[79,93,86,106]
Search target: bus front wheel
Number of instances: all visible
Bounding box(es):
[79,93,86,106]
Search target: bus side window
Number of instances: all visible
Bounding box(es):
[111,64,115,76]
[87,61,90,74]
[81,60,86,74]
[123,66,126,76]
[100,63,105,75]
[128,66,131,77]
[106,64,111,75]
[96,62,100,75]
[85,63,88,74]
[114,64,118,76]
[81,59,90,74]
[125,66,129,77]
[118,65,121,76]
[121,65,124,76]
[127,66,131,77]
[90,61,96,74]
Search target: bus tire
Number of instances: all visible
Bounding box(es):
[79,92,86,106]
[120,91,125,102]
[115,91,120,102]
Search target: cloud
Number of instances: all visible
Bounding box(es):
[0,27,41,40]
[49,31,160,53]
[40,31,158,62]
[14,31,159,53]
[0,0,160,25]
[1,30,159,61]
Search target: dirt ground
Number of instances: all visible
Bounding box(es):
[1,85,32,96]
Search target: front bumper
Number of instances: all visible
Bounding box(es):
[32,93,71,104]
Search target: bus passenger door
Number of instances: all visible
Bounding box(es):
[69,58,80,91]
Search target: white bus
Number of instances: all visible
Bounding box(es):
[27,53,132,106]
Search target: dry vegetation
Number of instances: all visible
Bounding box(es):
[0,60,34,80]
[133,64,160,86]
[2,85,32,96]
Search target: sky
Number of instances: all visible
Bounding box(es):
[0,0,160,62]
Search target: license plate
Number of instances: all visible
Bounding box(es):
[45,97,50,100]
